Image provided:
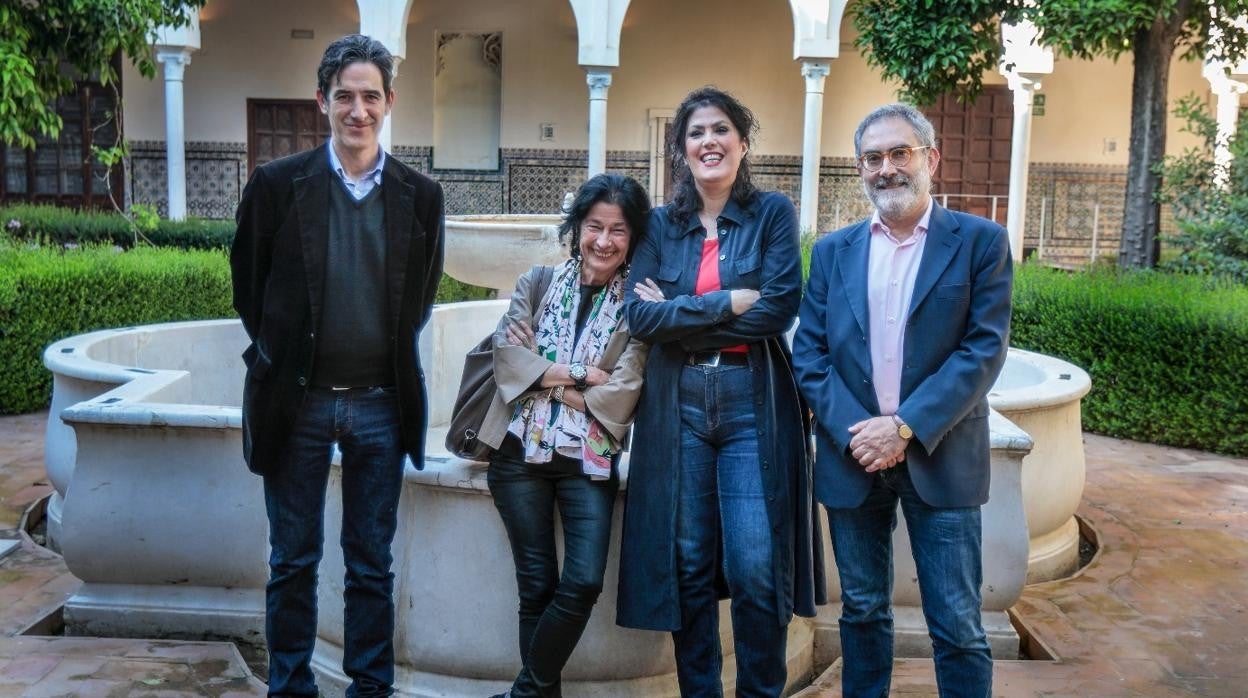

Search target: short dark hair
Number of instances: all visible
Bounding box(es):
[667,86,760,223]
[853,103,936,156]
[559,173,651,267]
[317,34,394,97]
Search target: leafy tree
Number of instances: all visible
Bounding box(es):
[852,0,1248,268]
[0,0,205,149]
[1157,93,1248,283]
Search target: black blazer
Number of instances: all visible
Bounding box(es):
[230,145,445,474]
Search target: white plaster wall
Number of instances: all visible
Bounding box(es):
[408,0,583,149]
[123,0,360,144]
[1028,50,1208,164]
[120,0,1212,163]
[432,34,502,169]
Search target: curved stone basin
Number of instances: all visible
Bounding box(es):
[443,215,566,292]
[989,348,1092,583]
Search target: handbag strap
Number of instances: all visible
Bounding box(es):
[530,264,556,320]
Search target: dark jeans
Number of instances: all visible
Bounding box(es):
[673,364,787,698]
[263,386,406,698]
[488,450,618,698]
[826,464,992,698]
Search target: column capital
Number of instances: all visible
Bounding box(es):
[800,60,831,80]
[585,69,613,98]
[154,47,193,80]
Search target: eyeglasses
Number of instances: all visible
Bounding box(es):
[856,145,932,172]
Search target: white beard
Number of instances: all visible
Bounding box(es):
[864,166,931,221]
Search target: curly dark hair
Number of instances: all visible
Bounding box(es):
[558,173,651,267]
[666,86,759,223]
[317,34,394,97]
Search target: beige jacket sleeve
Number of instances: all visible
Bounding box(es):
[583,325,648,443]
[491,267,555,403]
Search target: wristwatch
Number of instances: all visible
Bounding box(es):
[569,362,589,391]
[893,414,913,440]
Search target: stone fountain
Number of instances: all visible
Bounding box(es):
[41,214,1089,695]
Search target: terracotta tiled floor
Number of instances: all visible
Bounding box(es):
[2,413,1245,696]
[802,434,1248,697]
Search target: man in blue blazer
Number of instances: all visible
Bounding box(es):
[793,103,1012,697]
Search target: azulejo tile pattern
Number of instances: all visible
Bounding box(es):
[128,142,1157,265]
[129,141,247,220]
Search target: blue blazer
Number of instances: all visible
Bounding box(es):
[792,203,1013,509]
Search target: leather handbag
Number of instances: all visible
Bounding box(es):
[445,265,555,461]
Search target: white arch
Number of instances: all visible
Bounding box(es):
[356,0,416,59]
[569,0,632,68]
[788,0,848,60]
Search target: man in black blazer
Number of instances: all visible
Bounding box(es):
[793,103,1012,697]
[230,34,444,697]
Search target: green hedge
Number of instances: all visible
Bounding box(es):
[0,241,490,414]
[1011,265,1248,456]
[2,204,235,250]
[0,243,234,414]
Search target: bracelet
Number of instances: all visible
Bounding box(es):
[552,385,566,403]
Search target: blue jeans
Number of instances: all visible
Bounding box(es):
[263,386,406,698]
[488,451,618,698]
[673,364,787,698]
[825,464,992,698]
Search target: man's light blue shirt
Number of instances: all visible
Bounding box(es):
[326,140,384,200]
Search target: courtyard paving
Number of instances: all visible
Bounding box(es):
[0,411,1244,696]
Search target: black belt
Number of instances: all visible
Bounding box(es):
[685,350,749,367]
[313,384,394,392]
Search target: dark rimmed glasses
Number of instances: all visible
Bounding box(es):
[857,145,932,172]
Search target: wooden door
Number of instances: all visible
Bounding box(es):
[924,87,1013,223]
[247,99,330,174]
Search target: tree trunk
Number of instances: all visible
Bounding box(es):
[1119,6,1189,268]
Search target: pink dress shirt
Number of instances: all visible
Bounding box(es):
[867,197,933,416]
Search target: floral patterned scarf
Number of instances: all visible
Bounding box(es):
[506,259,625,479]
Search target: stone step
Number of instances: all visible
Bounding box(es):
[0,537,80,637]
[0,636,267,696]
[796,657,1120,696]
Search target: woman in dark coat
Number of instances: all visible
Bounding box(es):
[616,86,824,697]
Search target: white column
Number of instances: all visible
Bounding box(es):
[1204,62,1246,187]
[999,15,1051,263]
[585,69,613,177]
[155,48,193,220]
[380,56,403,153]
[1005,76,1037,263]
[799,60,830,234]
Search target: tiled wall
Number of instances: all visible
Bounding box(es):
[130,141,248,220]
[129,142,1152,263]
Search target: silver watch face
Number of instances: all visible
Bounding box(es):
[570,363,587,381]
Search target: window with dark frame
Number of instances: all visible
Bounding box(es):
[1,78,124,209]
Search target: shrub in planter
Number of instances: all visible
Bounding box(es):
[1011,265,1248,456]
[1,239,490,413]
[1,204,235,250]
[0,243,233,414]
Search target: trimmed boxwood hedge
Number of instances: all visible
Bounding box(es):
[0,243,234,414]
[0,241,491,415]
[2,204,235,250]
[1011,265,1248,456]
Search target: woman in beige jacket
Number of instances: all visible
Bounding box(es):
[477,173,649,698]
